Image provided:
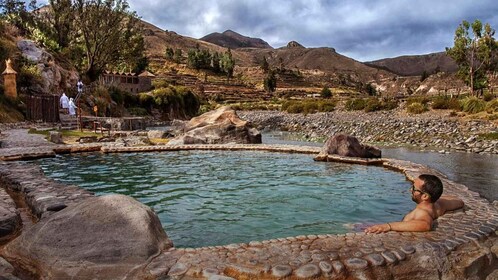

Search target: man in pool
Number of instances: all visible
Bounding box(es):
[365,174,464,233]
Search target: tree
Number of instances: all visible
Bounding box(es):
[173,48,182,63]
[420,70,429,82]
[220,48,235,82]
[0,0,37,33]
[264,70,276,93]
[320,86,332,98]
[365,83,377,96]
[73,0,145,81]
[165,47,174,60]
[211,51,220,73]
[260,56,269,73]
[446,20,497,96]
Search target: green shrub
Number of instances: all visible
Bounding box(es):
[282,100,336,114]
[320,87,332,98]
[431,96,462,110]
[345,98,367,111]
[317,100,336,112]
[152,79,170,89]
[127,107,149,116]
[407,96,430,106]
[141,85,200,118]
[461,97,486,114]
[483,92,495,102]
[382,99,399,110]
[486,98,498,113]
[364,98,382,112]
[108,86,125,105]
[407,102,427,114]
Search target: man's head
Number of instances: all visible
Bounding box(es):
[411,174,443,203]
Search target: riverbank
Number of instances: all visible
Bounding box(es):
[239,110,498,155]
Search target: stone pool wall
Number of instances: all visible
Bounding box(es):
[0,143,497,279]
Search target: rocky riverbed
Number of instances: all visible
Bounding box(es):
[239,110,498,155]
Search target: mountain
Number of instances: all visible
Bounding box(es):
[200,30,273,49]
[366,52,458,76]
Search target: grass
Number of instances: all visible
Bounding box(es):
[478,132,498,140]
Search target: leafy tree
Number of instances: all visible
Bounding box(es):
[0,0,36,31]
[211,51,220,73]
[220,48,235,82]
[264,70,277,93]
[46,0,74,50]
[420,70,429,82]
[73,0,146,81]
[446,20,497,96]
[173,48,182,63]
[320,86,332,98]
[187,47,211,70]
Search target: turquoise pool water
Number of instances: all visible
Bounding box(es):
[38,151,413,248]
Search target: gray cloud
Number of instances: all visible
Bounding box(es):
[125,0,498,61]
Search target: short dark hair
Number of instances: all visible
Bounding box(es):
[419,174,443,202]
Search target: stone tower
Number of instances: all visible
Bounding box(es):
[2,59,17,99]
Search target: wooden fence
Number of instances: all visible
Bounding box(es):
[24,94,60,123]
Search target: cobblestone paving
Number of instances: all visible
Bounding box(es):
[0,129,497,279]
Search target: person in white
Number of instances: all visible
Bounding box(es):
[77,80,83,94]
[60,93,69,114]
[68,98,77,116]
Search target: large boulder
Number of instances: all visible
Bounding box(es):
[168,106,262,145]
[2,194,172,279]
[17,40,79,94]
[316,134,381,159]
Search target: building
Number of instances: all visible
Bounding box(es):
[99,70,155,93]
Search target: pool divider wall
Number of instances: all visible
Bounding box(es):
[0,144,497,279]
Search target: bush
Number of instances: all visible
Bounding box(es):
[486,98,498,113]
[127,107,149,116]
[461,97,486,114]
[108,86,125,105]
[282,100,336,114]
[320,87,332,98]
[431,96,462,110]
[152,79,170,89]
[364,98,382,112]
[141,85,200,119]
[483,92,495,102]
[407,102,427,114]
[407,96,430,106]
[345,98,367,111]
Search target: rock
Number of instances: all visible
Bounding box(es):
[49,131,64,144]
[168,106,262,145]
[17,40,78,94]
[295,264,321,278]
[271,265,292,278]
[316,134,381,159]
[78,136,98,143]
[2,194,172,279]
[147,130,170,139]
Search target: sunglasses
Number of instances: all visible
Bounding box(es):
[410,185,431,198]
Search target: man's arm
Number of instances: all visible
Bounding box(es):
[365,209,432,234]
[438,195,464,213]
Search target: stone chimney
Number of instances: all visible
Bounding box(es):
[2,59,17,99]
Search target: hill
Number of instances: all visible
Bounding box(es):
[200,30,272,49]
[366,52,458,76]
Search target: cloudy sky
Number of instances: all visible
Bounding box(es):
[124,0,498,62]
